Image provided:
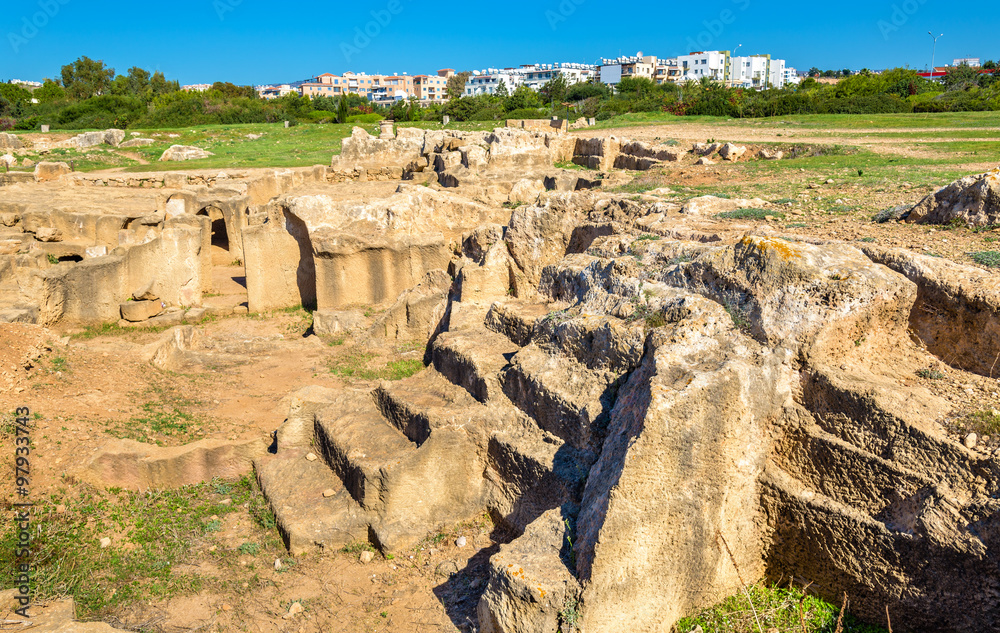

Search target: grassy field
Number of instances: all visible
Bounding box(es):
[3,111,997,174]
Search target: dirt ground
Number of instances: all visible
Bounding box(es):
[3,119,1000,632]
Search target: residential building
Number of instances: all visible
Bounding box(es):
[182,84,212,92]
[654,58,683,84]
[257,84,297,99]
[465,68,523,96]
[953,58,981,67]
[413,74,448,104]
[466,62,598,96]
[10,79,42,89]
[783,67,801,86]
[600,52,659,85]
[370,75,416,106]
[678,51,731,83]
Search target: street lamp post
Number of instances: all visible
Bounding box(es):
[730,44,743,86]
[929,32,944,78]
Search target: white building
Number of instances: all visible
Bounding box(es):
[953,58,981,67]
[465,62,598,96]
[678,51,730,83]
[465,68,524,96]
[783,67,801,86]
[729,55,788,89]
[599,53,659,85]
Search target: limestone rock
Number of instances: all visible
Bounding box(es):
[121,299,164,322]
[692,142,722,156]
[508,178,545,205]
[719,142,747,161]
[760,148,784,160]
[120,138,155,148]
[681,195,768,215]
[132,280,159,301]
[34,161,71,182]
[906,167,1000,226]
[35,227,64,242]
[695,157,716,166]
[0,132,24,150]
[0,153,14,168]
[78,438,264,489]
[159,145,214,161]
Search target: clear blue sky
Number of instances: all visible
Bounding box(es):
[1,0,995,85]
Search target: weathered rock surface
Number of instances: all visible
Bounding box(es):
[0,132,24,150]
[34,161,71,182]
[159,145,214,161]
[906,167,1000,226]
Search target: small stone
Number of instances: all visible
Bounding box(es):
[455,536,467,548]
[55,504,66,513]
[99,537,112,548]
[826,179,835,184]
[221,603,232,612]
[274,558,282,571]
[209,546,217,552]
[305,452,318,462]
[360,550,375,564]
[965,433,978,449]
[322,489,336,498]
[282,601,303,620]
[219,498,232,506]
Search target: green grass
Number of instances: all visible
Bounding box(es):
[957,410,1000,436]
[328,350,424,382]
[0,475,280,620]
[715,208,784,221]
[675,582,887,633]
[103,385,208,446]
[969,251,1000,268]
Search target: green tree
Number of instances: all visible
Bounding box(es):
[983,60,997,70]
[540,75,568,104]
[506,84,541,111]
[150,72,180,98]
[126,67,151,97]
[60,56,115,99]
[337,95,350,123]
[942,64,980,91]
[495,80,509,98]
[808,67,821,77]
[446,71,472,99]
[33,79,66,103]
[0,83,33,106]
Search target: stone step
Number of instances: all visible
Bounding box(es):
[776,425,934,523]
[373,367,492,444]
[313,391,416,512]
[431,327,519,404]
[501,345,621,454]
[485,301,553,347]
[255,448,371,555]
[486,425,590,533]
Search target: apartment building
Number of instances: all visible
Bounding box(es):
[600,53,658,85]
[258,84,297,99]
[413,73,449,104]
[370,75,416,106]
[678,51,731,83]
[466,62,598,96]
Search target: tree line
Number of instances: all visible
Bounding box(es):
[2,56,999,133]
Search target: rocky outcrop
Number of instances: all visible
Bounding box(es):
[159,145,214,161]
[0,132,24,150]
[906,167,1000,226]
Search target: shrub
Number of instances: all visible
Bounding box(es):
[0,117,14,131]
[970,251,1000,268]
[506,108,549,120]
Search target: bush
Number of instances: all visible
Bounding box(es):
[347,113,383,124]
[505,108,549,119]
[14,116,40,131]
[0,118,14,131]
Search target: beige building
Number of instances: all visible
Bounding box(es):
[413,74,449,104]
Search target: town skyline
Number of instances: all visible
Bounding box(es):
[2,0,996,86]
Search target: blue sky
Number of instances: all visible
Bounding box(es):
[0,0,995,85]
